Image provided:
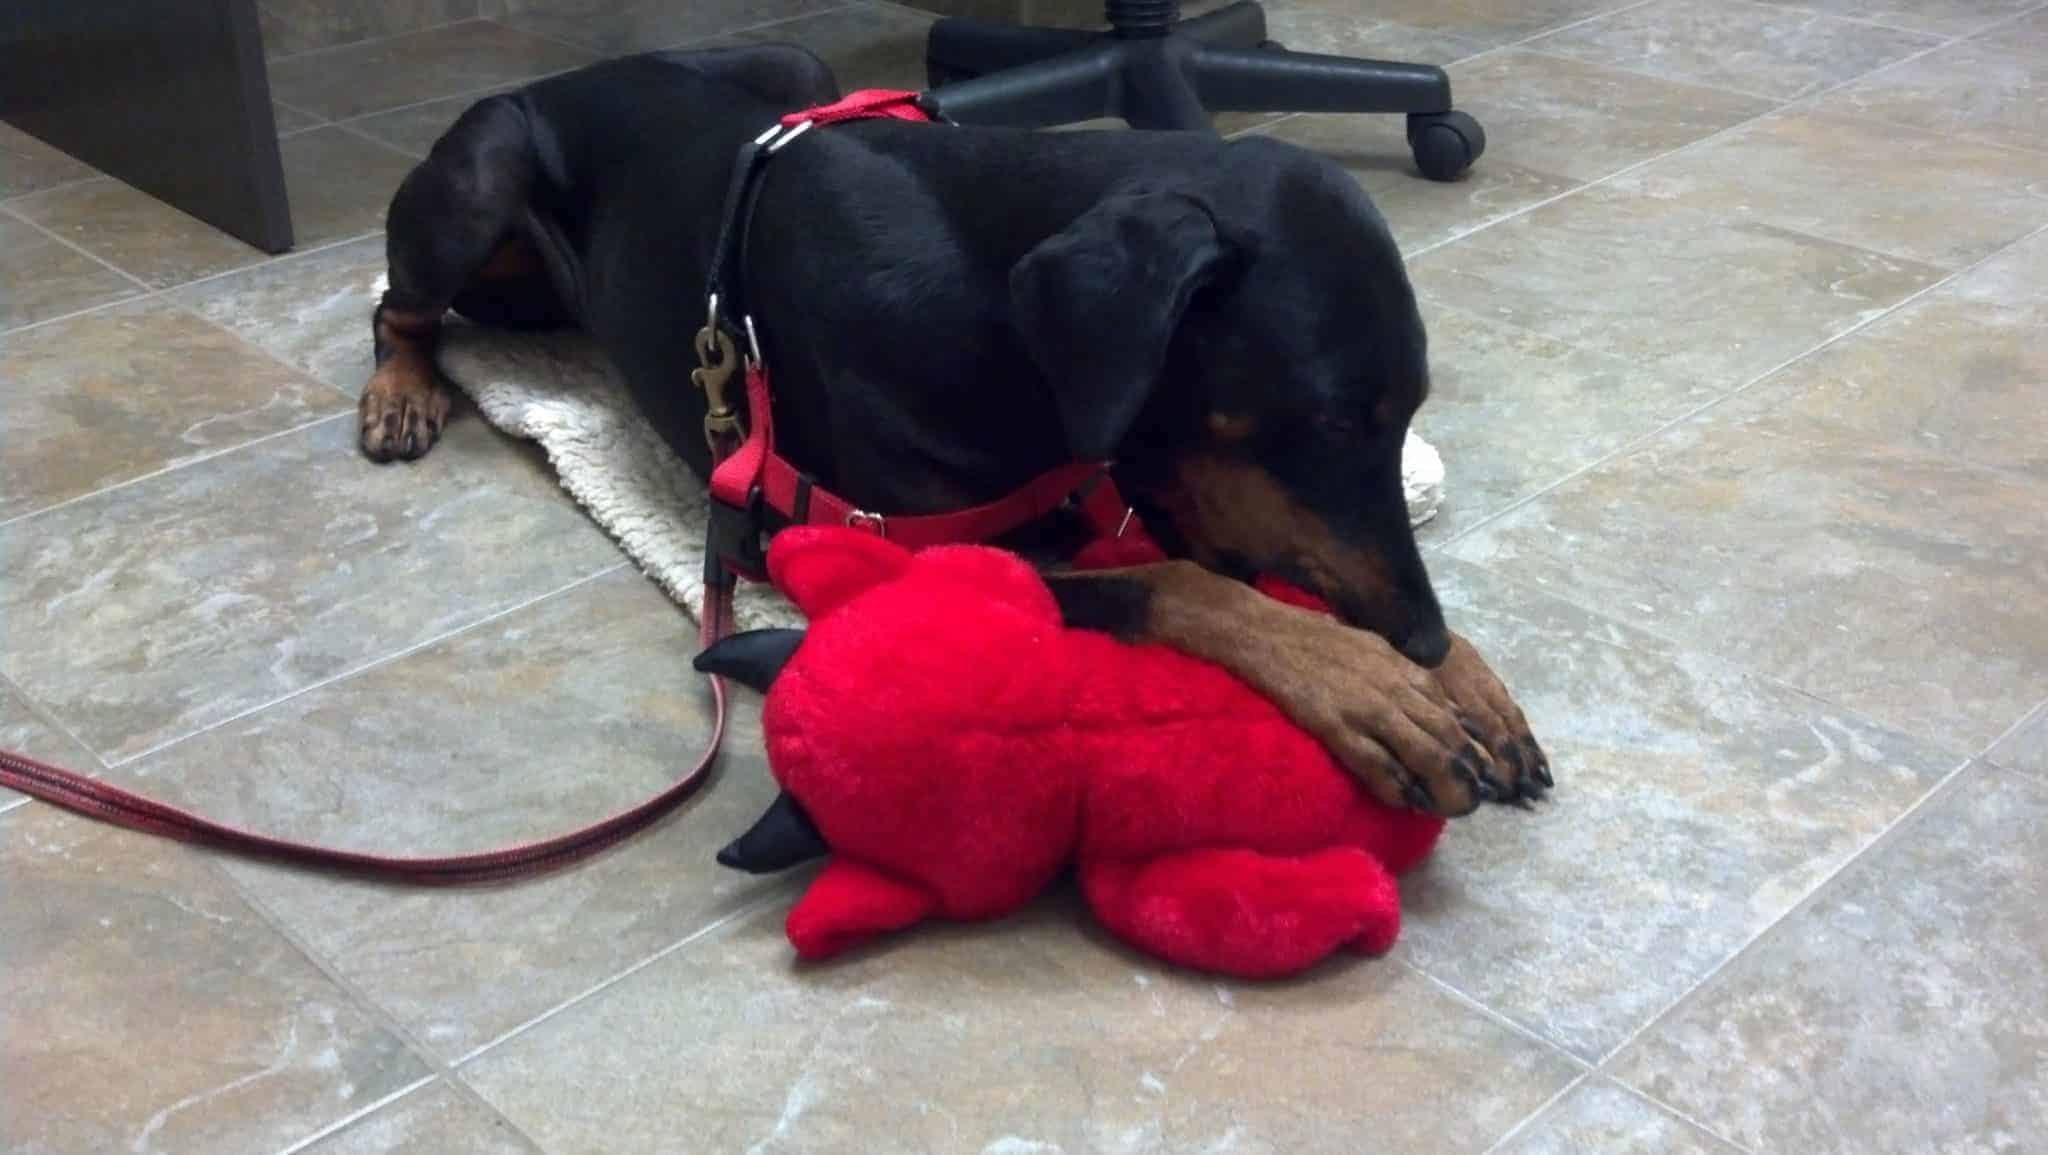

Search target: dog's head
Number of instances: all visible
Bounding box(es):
[1009,139,1447,665]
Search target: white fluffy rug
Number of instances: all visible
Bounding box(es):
[434,324,1445,629]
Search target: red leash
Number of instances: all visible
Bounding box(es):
[0,89,1130,884]
[0,591,734,885]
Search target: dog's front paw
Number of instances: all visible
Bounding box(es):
[1246,606,1507,817]
[358,357,450,463]
[1435,632,1550,804]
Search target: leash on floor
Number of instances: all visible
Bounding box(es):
[0,585,737,885]
[0,91,1001,883]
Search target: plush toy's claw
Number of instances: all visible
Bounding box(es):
[694,628,806,693]
[787,858,937,960]
[717,791,829,874]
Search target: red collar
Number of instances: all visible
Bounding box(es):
[703,91,1151,582]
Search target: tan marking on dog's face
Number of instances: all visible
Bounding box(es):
[1205,411,1260,442]
[1159,454,1398,618]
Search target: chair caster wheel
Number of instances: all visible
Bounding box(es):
[1407,110,1485,182]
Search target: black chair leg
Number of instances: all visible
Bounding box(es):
[1118,40,1211,130]
[1191,46,1485,179]
[1190,46,1450,114]
[920,42,1121,128]
[926,19,1095,87]
[918,0,1488,180]
[1179,0,1267,49]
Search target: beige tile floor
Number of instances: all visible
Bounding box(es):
[3,3,2045,1152]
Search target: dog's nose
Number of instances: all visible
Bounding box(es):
[1400,625,1451,668]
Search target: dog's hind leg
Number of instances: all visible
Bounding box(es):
[361,94,542,462]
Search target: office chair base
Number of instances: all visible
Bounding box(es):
[923,0,1485,181]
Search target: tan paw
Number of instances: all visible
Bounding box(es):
[358,355,450,462]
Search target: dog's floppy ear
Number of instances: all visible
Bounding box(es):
[1010,187,1235,461]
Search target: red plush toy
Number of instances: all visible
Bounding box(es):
[697,526,1445,979]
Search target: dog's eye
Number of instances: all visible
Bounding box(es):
[1312,413,1361,438]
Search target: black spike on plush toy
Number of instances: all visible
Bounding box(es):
[697,629,829,872]
[718,791,829,874]
[693,628,805,693]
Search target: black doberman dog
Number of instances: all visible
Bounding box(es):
[362,45,1548,816]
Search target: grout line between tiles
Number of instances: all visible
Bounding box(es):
[1240,0,1657,149]
[1402,961,1594,1068]
[1807,102,2048,160]
[306,3,869,143]
[312,119,432,164]
[271,96,330,129]
[0,291,146,338]
[1477,1070,1593,1155]
[222,870,557,1155]
[474,13,612,55]
[328,65,581,138]
[268,1074,440,1155]
[1668,0,1958,37]
[167,228,388,296]
[452,883,799,1067]
[1406,222,2048,1144]
[108,561,630,770]
[1,198,158,293]
[1588,755,1978,1075]
[501,2,864,58]
[0,226,386,341]
[0,172,102,207]
[1403,0,1665,74]
[1978,696,2048,773]
[1506,42,1804,104]
[265,16,496,66]
[0,669,109,778]
[1396,1,2043,267]
[0,412,353,532]
[1746,0,2048,38]
[170,300,364,402]
[436,1074,556,1155]
[1613,1078,1763,1154]
[666,2,873,50]
[1429,217,2048,555]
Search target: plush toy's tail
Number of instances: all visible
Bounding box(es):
[1082,847,1401,980]
[786,859,939,960]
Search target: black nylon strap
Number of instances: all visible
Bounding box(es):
[703,128,784,343]
[792,473,814,524]
[704,137,766,326]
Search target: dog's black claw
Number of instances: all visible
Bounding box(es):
[1523,739,1554,789]
[1403,779,1435,812]
[1453,748,1501,809]
[1502,740,1528,782]
[1459,750,1509,805]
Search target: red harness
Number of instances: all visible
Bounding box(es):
[697,90,1144,589]
[0,90,1148,884]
